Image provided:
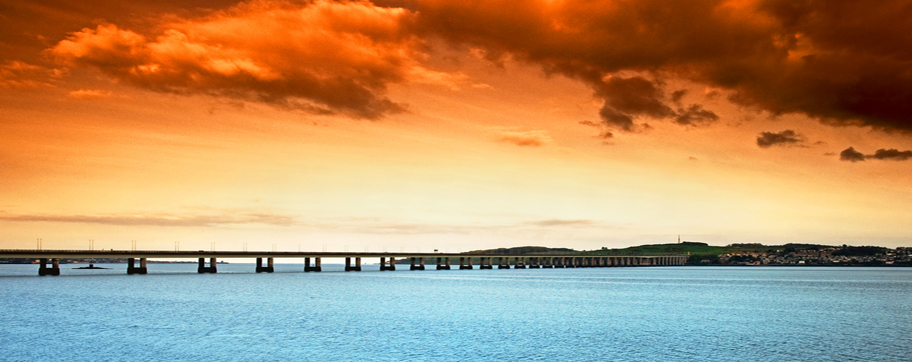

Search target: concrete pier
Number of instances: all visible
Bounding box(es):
[345,257,362,271]
[197,258,217,273]
[480,257,493,269]
[436,257,451,270]
[127,258,148,275]
[459,257,473,270]
[304,257,322,272]
[380,257,396,271]
[256,257,274,273]
[410,257,426,270]
[37,258,60,276]
[498,257,510,269]
[515,257,526,268]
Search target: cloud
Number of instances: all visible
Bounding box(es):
[48,1,438,119]
[594,76,675,130]
[840,147,866,162]
[0,211,295,226]
[675,104,720,126]
[68,89,114,99]
[839,147,912,162]
[671,89,688,103]
[578,120,600,128]
[411,0,912,133]
[36,0,912,132]
[0,61,62,88]
[869,148,912,161]
[497,130,551,147]
[523,219,597,227]
[757,130,805,148]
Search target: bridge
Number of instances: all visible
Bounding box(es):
[0,249,688,275]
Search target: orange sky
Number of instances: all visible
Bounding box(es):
[2,0,911,252]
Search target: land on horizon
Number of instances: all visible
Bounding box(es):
[3,242,909,267]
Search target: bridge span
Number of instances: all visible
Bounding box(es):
[0,250,688,276]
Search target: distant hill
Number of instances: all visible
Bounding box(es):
[456,242,885,264]
[462,246,577,255]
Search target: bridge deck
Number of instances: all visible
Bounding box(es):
[0,249,681,259]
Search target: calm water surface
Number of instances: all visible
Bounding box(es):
[1,264,910,361]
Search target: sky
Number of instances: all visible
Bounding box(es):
[1,0,911,253]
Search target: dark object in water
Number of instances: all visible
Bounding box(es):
[74,264,109,269]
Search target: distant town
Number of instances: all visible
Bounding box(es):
[709,244,912,266]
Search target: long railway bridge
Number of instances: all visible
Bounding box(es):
[0,250,688,276]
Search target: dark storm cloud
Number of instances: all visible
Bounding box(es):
[412,0,912,132]
[7,0,912,130]
[757,130,805,148]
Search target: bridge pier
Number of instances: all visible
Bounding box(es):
[542,257,553,268]
[345,257,362,271]
[480,257,493,269]
[380,257,396,271]
[410,257,425,270]
[436,257,451,270]
[459,257,473,270]
[38,258,60,276]
[528,257,540,268]
[498,257,510,269]
[256,257,275,273]
[515,257,526,268]
[197,258,217,273]
[127,258,148,274]
[304,257,322,272]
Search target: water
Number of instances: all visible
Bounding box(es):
[1,265,910,361]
